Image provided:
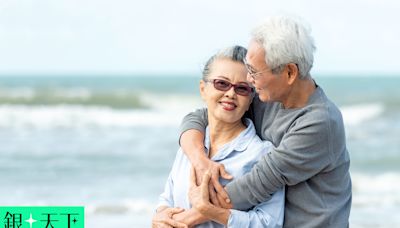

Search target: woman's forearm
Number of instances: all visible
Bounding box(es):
[155,205,168,213]
[196,203,230,225]
[172,208,209,227]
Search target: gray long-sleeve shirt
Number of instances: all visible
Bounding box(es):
[180,86,352,228]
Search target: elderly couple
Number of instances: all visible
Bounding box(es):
[152,15,352,228]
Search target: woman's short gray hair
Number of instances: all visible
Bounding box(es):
[202,45,247,80]
[251,16,316,79]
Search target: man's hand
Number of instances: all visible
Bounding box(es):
[193,156,232,207]
[217,187,233,209]
[152,207,188,228]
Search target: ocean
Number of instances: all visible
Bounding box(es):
[0,75,399,227]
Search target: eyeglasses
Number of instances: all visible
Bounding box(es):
[204,78,254,96]
[243,58,271,80]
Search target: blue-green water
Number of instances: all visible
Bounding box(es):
[1,75,399,227]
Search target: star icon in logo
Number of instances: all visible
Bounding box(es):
[25,213,37,228]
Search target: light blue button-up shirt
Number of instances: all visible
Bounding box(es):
[158,118,285,228]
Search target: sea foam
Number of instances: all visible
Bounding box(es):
[340,103,384,126]
[0,105,187,129]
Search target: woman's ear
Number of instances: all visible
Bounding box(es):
[246,96,253,111]
[199,79,207,100]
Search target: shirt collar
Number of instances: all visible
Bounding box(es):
[204,118,256,161]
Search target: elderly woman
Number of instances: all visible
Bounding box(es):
[152,46,284,228]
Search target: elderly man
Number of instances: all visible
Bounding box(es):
[179,16,352,227]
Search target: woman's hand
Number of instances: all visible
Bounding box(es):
[193,157,232,207]
[188,167,231,225]
[189,166,213,213]
[152,207,188,228]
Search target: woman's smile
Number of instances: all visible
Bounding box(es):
[219,101,237,111]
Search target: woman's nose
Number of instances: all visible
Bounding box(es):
[224,86,236,97]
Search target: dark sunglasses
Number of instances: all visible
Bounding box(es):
[204,78,254,96]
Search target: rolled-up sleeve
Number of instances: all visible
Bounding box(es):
[157,149,184,208]
[227,188,285,228]
[157,173,174,208]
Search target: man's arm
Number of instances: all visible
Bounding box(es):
[179,108,232,206]
[225,113,333,210]
[179,108,209,173]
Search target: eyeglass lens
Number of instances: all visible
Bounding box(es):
[212,79,253,96]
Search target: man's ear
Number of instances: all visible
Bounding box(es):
[286,63,299,85]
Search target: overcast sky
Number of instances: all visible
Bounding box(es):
[0,0,399,76]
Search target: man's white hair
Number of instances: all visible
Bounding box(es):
[251,15,316,79]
